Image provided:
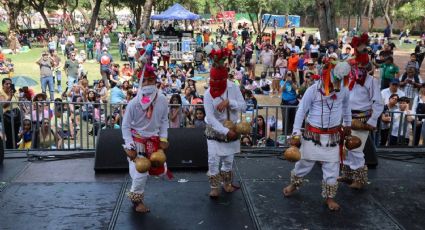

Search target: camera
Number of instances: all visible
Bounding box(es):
[10,83,16,93]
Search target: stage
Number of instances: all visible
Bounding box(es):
[0,152,424,230]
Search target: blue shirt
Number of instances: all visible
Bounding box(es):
[297,58,305,70]
[280,80,297,102]
[110,87,125,104]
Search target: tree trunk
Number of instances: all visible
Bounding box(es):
[248,13,257,34]
[382,0,392,36]
[139,0,153,35]
[38,8,52,30]
[2,0,24,33]
[316,0,337,41]
[87,0,102,34]
[367,0,374,31]
[131,3,142,34]
[256,7,263,34]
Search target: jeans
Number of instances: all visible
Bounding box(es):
[67,75,77,89]
[87,48,94,60]
[41,76,55,100]
[128,57,135,70]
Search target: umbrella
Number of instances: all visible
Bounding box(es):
[11,76,39,87]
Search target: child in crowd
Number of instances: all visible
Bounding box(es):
[390,96,414,145]
[405,53,420,74]
[103,115,120,129]
[193,107,206,129]
[241,135,253,146]
[169,94,183,128]
[18,119,33,149]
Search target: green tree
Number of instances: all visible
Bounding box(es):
[1,0,25,33]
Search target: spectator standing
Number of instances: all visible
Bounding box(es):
[64,52,79,90]
[280,71,298,134]
[380,94,399,146]
[389,97,414,146]
[161,41,171,68]
[51,50,62,94]
[127,42,137,70]
[400,66,421,105]
[412,84,425,146]
[86,36,94,60]
[414,40,425,69]
[260,45,274,77]
[36,51,55,101]
[102,33,111,49]
[0,78,19,148]
[376,56,400,90]
[98,47,113,88]
[381,79,405,104]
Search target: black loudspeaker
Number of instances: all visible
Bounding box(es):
[364,134,378,168]
[94,129,128,172]
[166,128,208,170]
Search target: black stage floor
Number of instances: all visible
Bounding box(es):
[0,153,424,230]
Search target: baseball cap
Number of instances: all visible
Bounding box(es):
[390,78,400,85]
[102,47,108,51]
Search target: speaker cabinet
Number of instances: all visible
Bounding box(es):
[94,129,128,172]
[94,128,208,172]
[166,128,208,170]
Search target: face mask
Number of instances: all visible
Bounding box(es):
[141,85,157,96]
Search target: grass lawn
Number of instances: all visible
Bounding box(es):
[7,42,127,96]
[0,22,8,33]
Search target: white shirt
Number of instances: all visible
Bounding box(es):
[122,92,169,148]
[310,44,319,53]
[260,50,274,66]
[350,75,384,127]
[391,109,413,138]
[293,83,352,135]
[204,80,246,156]
[381,88,405,104]
[127,46,137,57]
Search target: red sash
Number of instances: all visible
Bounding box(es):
[131,129,173,179]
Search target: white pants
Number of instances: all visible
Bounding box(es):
[344,130,369,170]
[129,141,148,194]
[294,159,339,185]
[208,154,235,176]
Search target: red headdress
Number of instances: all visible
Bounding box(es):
[137,64,156,80]
[209,48,231,98]
[348,33,370,90]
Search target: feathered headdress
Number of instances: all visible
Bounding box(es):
[209,48,231,98]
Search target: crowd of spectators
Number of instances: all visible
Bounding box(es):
[0,20,425,149]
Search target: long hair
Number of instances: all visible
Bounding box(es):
[169,94,182,108]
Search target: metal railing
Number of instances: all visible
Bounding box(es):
[1,101,424,151]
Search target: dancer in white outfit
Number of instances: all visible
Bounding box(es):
[283,61,352,211]
[340,33,383,189]
[204,48,246,198]
[122,65,170,213]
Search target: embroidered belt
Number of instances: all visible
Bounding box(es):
[352,110,371,120]
[205,125,238,143]
[303,123,342,147]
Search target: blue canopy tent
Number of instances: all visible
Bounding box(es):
[151,3,201,20]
